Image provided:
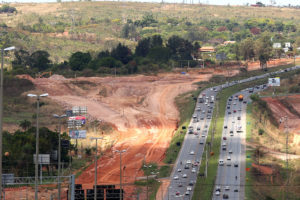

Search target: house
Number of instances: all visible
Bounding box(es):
[223,41,236,46]
[199,46,215,53]
[273,43,281,48]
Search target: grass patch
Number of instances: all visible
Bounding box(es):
[134,179,161,200]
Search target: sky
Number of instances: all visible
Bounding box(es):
[1,0,299,5]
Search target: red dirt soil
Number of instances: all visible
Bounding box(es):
[9,58,294,199]
[263,95,300,146]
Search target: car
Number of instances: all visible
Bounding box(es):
[207,115,211,119]
[191,168,196,173]
[178,183,183,187]
[228,98,232,101]
[226,162,231,166]
[243,101,247,104]
[174,175,179,180]
[184,164,189,169]
[233,102,236,105]
[190,151,195,155]
[233,110,236,113]
[223,194,229,199]
[187,186,192,191]
[234,163,239,167]
[237,116,241,120]
[225,186,230,190]
[197,126,201,130]
[234,189,239,192]
[227,106,230,109]
[176,191,180,195]
[215,186,221,192]
[199,140,204,144]
[228,112,231,115]
[186,160,191,164]
[182,174,187,178]
[189,180,194,186]
[202,110,206,113]
[219,159,224,166]
[208,109,212,113]
[200,117,204,120]
[204,124,208,128]
[177,168,182,172]
[215,191,220,196]
[228,150,233,154]
[223,137,227,140]
[227,102,231,105]
[230,132,234,136]
[185,191,190,196]
[224,125,228,129]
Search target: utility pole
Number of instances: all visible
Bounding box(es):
[27,93,48,200]
[205,148,208,178]
[0,46,15,200]
[90,137,104,200]
[115,149,126,200]
[53,114,67,200]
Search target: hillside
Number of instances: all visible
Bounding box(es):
[1,2,300,61]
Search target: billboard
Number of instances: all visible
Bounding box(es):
[69,116,86,125]
[69,130,87,139]
[268,77,280,86]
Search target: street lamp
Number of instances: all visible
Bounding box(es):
[0,46,15,200]
[27,93,48,200]
[115,149,126,200]
[90,137,104,200]
[53,114,67,200]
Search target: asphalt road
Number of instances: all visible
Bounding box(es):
[212,85,266,200]
[165,65,300,200]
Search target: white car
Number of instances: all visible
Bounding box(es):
[197,126,201,130]
[225,186,230,191]
[191,168,196,173]
[227,156,231,160]
[190,151,195,155]
[177,168,182,172]
[187,186,192,191]
[215,191,220,196]
[219,159,224,166]
[182,174,187,178]
[185,191,190,195]
[174,175,179,180]
[186,160,191,164]
[228,150,233,154]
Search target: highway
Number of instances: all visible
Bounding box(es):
[212,85,266,200]
[167,86,221,199]
[165,65,300,200]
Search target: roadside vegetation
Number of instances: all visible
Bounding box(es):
[245,71,300,199]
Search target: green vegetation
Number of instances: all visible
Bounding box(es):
[0,5,16,13]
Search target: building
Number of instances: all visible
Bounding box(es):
[273,43,281,48]
[199,46,215,53]
[223,41,236,46]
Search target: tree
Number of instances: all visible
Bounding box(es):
[150,35,163,48]
[239,38,255,61]
[19,120,31,131]
[167,36,193,60]
[111,43,132,64]
[69,51,91,71]
[254,35,273,70]
[147,47,171,62]
[29,50,51,71]
[12,49,30,68]
[135,38,150,57]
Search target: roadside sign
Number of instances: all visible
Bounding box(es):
[33,154,50,164]
[69,130,87,139]
[2,174,14,184]
[69,116,86,125]
[268,77,280,86]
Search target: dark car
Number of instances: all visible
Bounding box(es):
[223,194,229,199]
[228,112,231,115]
[224,125,227,129]
[184,164,189,169]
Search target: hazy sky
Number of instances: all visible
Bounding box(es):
[1,0,299,5]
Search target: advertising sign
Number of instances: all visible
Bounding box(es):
[2,174,14,184]
[69,116,86,125]
[268,77,280,86]
[72,106,87,115]
[69,130,87,139]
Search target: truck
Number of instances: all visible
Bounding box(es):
[198,95,204,103]
[238,94,244,101]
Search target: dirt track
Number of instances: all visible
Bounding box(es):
[18,58,294,195]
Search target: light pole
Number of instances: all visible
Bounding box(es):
[115,149,126,200]
[53,114,67,200]
[90,137,104,200]
[27,93,48,200]
[0,46,15,199]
